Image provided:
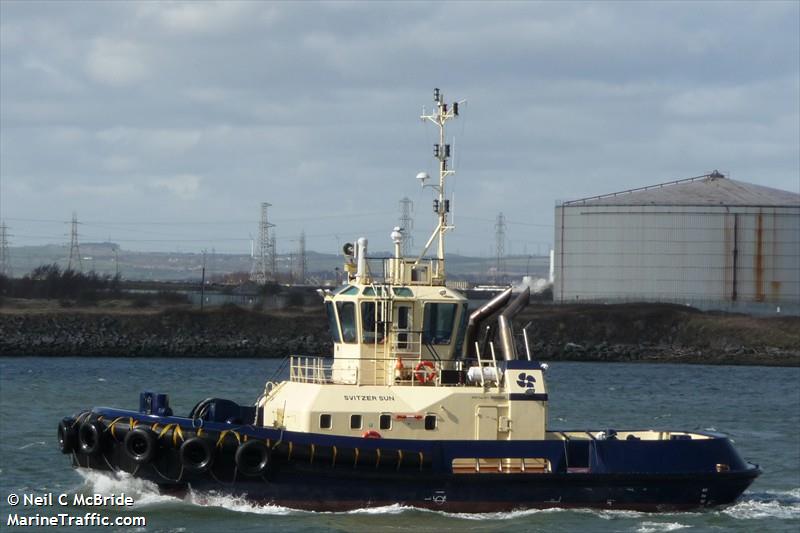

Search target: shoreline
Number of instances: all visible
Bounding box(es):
[1,302,798,366]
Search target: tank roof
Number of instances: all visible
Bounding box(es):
[562,173,800,208]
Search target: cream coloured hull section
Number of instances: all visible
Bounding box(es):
[258,381,547,441]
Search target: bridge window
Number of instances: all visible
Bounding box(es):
[319,414,332,429]
[393,287,413,297]
[350,414,362,429]
[361,301,385,343]
[338,286,359,296]
[336,302,357,343]
[422,303,457,344]
[453,303,468,355]
[363,287,385,296]
[325,302,341,343]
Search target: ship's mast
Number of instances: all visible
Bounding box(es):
[418,88,459,279]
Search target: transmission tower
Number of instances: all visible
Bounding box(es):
[269,233,277,277]
[297,230,307,284]
[0,221,11,277]
[67,212,82,271]
[250,202,275,284]
[495,212,506,284]
[398,197,414,256]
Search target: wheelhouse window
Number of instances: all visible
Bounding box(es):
[379,414,392,430]
[362,287,385,296]
[338,285,359,296]
[422,303,457,344]
[325,302,341,343]
[336,301,357,343]
[453,303,469,355]
[393,287,413,297]
[361,301,385,343]
[319,414,332,429]
[350,414,362,429]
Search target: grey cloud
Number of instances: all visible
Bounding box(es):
[1,1,797,256]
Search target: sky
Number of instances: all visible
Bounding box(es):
[1,1,798,258]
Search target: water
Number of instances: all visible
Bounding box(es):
[1,357,798,532]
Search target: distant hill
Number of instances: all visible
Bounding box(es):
[6,243,550,283]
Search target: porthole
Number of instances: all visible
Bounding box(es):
[424,415,437,430]
[350,414,362,429]
[379,414,391,430]
[319,414,332,429]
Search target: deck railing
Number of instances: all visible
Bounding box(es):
[288,350,509,388]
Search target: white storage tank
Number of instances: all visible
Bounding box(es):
[553,172,800,314]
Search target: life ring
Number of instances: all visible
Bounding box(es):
[78,420,104,456]
[362,430,382,439]
[57,418,77,454]
[235,440,271,476]
[414,361,437,384]
[124,427,157,464]
[179,437,215,472]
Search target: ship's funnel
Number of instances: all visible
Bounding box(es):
[355,237,368,282]
[461,288,512,359]
[498,287,530,360]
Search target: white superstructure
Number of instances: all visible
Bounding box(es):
[256,90,548,441]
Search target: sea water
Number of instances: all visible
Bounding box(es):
[1,357,797,532]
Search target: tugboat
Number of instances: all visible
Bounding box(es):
[57,89,759,512]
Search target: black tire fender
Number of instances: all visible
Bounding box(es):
[123,427,158,464]
[57,418,77,454]
[78,420,104,456]
[179,437,215,473]
[235,440,270,476]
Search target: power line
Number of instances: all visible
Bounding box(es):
[398,197,414,256]
[297,230,307,284]
[495,212,506,284]
[67,212,82,271]
[0,221,11,277]
[250,202,276,284]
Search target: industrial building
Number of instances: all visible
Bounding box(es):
[554,172,800,314]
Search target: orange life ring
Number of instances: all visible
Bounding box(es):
[362,430,382,439]
[414,361,437,384]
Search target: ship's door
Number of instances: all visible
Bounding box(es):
[394,304,413,352]
[475,406,498,440]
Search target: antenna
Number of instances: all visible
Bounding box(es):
[250,202,275,284]
[67,212,82,272]
[417,88,461,279]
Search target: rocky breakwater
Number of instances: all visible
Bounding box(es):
[0,307,331,358]
[518,303,800,366]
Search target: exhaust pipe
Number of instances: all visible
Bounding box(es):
[461,288,512,358]
[498,287,530,360]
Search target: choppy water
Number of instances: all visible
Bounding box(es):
[1,357,798,532]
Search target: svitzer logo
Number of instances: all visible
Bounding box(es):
[516,373,536,389]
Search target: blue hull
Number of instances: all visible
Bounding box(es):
[60,407,760,512]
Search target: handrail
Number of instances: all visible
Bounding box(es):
[287,354,503,388]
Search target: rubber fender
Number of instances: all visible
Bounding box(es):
[235,440,270,476]
[123,427,158,464]
[179,437,215,473]
[78,420,104,456]
[57,418,77,454]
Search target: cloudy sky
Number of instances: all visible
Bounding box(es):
[1,1,798,257]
